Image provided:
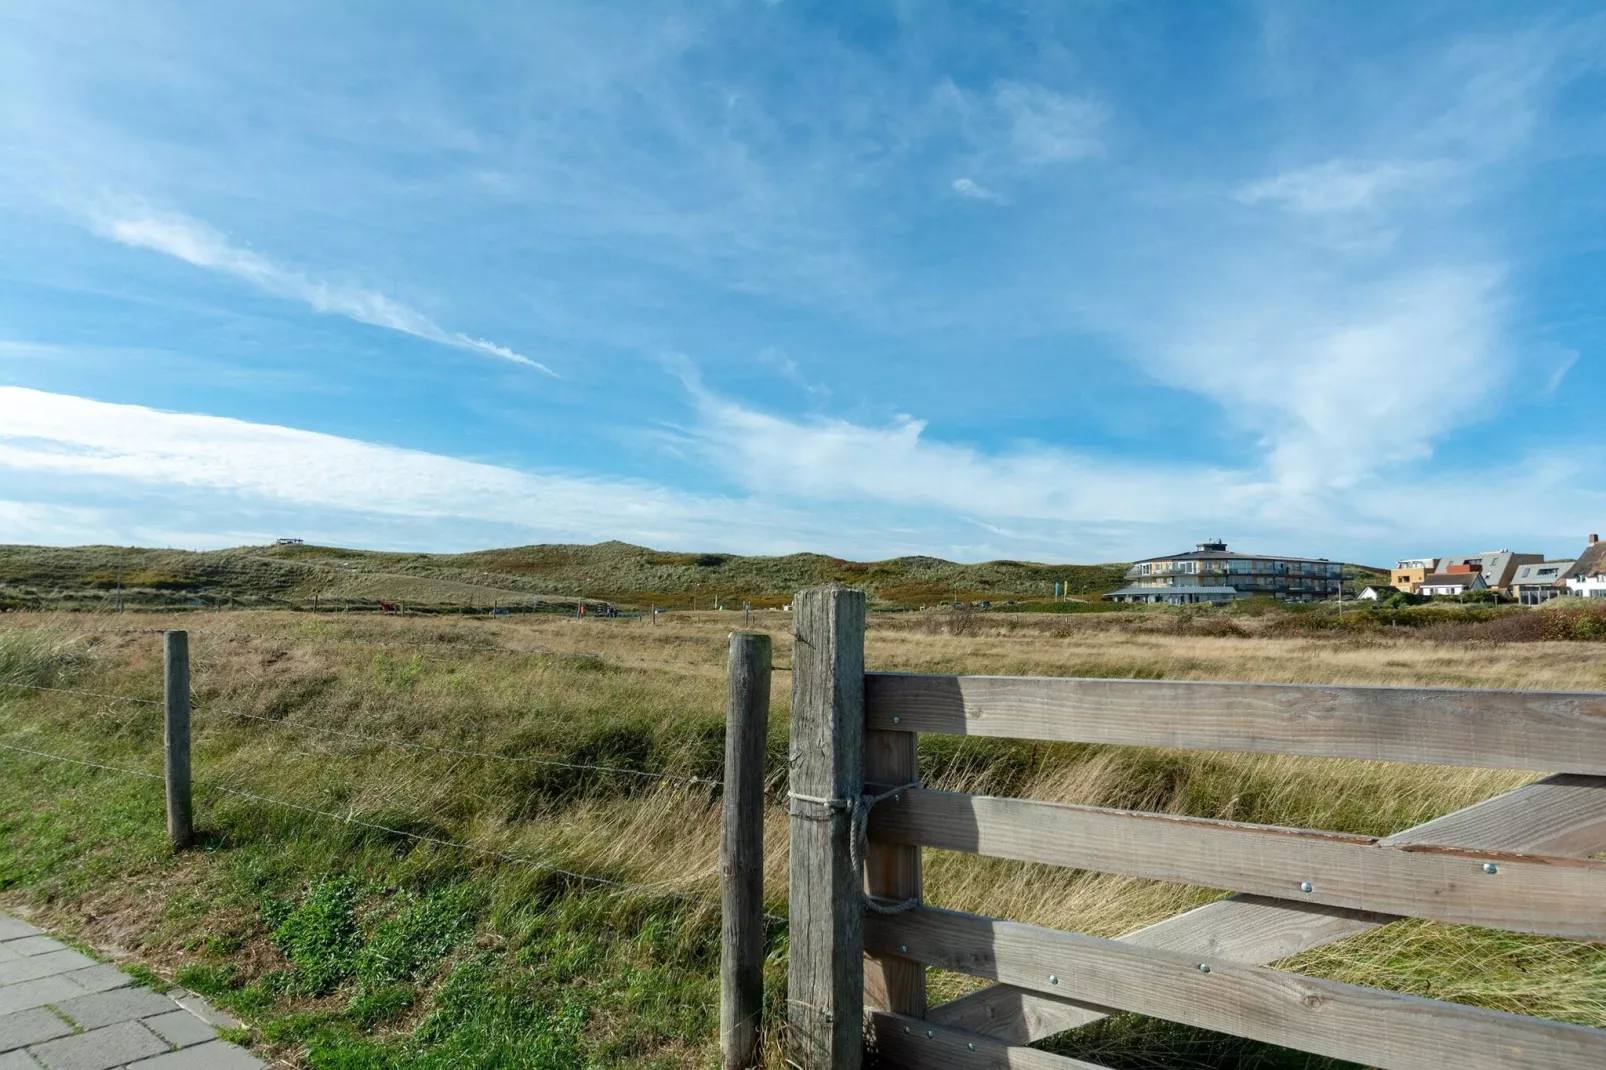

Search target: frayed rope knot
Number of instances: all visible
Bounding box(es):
[787,781,922,915]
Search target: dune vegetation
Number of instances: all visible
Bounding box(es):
[1,606,1603,1068]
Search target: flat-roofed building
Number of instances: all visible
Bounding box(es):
[1105,541,1344,604]
[1390,558,1439,594]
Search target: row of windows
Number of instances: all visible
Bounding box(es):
[1129,559,1342,578]
[1129,576,1339,591]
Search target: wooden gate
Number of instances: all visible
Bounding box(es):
[772,586,1606,1070]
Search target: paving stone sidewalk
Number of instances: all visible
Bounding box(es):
[0,912,264,1070]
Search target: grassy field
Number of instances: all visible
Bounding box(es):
[2,605,1604,1068]
[0,540,1135,613]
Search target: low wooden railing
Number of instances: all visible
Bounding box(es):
[723,585,1606,1070]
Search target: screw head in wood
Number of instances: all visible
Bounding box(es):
[1483,862,1498,874]
[1299,881,1313,893]
[926,1030,935,1039]
[968,1043,976,1051]
[892,715,901,724]
[900,944,908,953]
[1197,963,1211,973]
[1048,975,1059,984]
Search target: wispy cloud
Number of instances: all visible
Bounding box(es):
[93,207,557,375]
[1236,159,1440,215]
[951,177,1005,203]
[990,80,1106,164]
[938,78,1107,181]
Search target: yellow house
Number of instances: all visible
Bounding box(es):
[1390,558,1438,594]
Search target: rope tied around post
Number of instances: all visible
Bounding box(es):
[788,781,922,915]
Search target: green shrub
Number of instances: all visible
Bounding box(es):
[269,878,364,996]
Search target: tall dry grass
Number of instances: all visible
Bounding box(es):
[2,607,1604,1065]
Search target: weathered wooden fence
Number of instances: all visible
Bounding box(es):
[720,585,1606,1069]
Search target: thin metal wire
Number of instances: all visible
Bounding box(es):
[0,740,164,780]
[194,704,722,788]
[106,625,793,670]
[0,681,161,705]
[0,739,773,917]
[107,626,585,661]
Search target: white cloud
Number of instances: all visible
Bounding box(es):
[1236,159,1438,215]
[1152,266,1507,494]
[0,386,763,549]
[951,177,1005,203]
[939,78,1106,176]
[0,385,1600,563]
[990,81,1106,164]
[93,207,557,376]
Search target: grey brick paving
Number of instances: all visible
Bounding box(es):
[0,980,84,1018]
[0,953,97,988]
[0,921,41,944]
[135,1011,214,1050]
[52,990,177,1032]
[0,1009,73,1053]
[29,1021,167,1070]
[0,912,259,1069]
[54,970,128,999]
[126,1041,265,1068]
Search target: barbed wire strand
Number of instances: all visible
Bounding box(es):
[0,677,724,789]
[0,739,785,920]
[0,740,164,780]
[194,704,722,788]
[0,681,161,705]
[99,625,795,670]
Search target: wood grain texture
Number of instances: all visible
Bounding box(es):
[926,773,1606,1043]
[866,1011,1112,1070]
[870,789,1606,937]
[870,906,1606,1070]
[163,629,193,850]
[721,632,771,1070]
[788,586,866,1070]
[866,673,1606,773]
[863,729,925,1018]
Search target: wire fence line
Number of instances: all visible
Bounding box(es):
[1,679,726,789]
[0,680,162,704]
[0,738,781,921]
[96,624,796,670]
[194,703,724,788]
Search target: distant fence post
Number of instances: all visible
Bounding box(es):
[721,632,772,1069]
[787,586,866,1070]
[163,630,193,850]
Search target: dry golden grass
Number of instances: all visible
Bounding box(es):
[3,606,1604,1066]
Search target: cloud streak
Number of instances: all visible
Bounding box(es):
[951,177,1005,203]
[95,208,557,375]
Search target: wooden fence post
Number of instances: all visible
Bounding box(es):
[788,586,866,1070]
[863,726,924,1017]
[163,630,193,850]
[722,632,772,1069]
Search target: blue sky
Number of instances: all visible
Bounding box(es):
[2,1,1604,565]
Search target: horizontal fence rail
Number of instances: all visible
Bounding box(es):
[865,672,1606,773]
[866,906,1606,1070]
[752,586,1606,1070]
[868,788,1606,938]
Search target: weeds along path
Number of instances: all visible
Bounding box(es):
[2,609,1604,1068]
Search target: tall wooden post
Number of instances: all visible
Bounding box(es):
[721,632,772,1069]
[788,586,866,1070]
[163,630,194,849]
